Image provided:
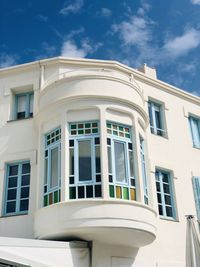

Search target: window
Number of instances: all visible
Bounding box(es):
[189,116,200,148]
[192,176,200,220]
[69,121,101,199]
[15,92,33,119]
[107,122,136,201]
[148,101,165,136]
[140,137,149,205]
[44,128,61,206]
[4,162,30,215]
[155,170,176,219]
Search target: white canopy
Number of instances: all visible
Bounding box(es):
[0,237,89,267]
[186,215,200,267]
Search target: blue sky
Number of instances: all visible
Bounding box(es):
[1,0,200,95]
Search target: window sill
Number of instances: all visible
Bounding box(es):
[1,212,28,218]
[192,145,200,150]
[150,132,168,140]
[7,117,33,123]
[159,216,179,222]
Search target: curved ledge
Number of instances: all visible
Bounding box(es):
[34,200,157,248]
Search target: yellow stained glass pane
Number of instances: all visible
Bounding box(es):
[116,186,122,198]
[130,188,136,200]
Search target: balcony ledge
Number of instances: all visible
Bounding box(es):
[34,199,157,248]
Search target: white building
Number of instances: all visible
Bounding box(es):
[0,57,199,267]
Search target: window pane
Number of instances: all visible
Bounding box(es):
[17,95,26,112]
[7,189,17,200]
[114,141,127,183]
[69,148,74,175]
[20,199,29,211]
[9,165,18,176]
[22,163,30,174]
[78,140,92,181]
[148,103,153,127]
[29,93,34,115]
[95,146,101,173]
[44,158,48,185]
[6,201,16,213]
[50,146,59,188]
[107,146,112,174]
[129,150,134,177]
[8,177,18,188]
[155,110,161,129]
[20,187,30,199]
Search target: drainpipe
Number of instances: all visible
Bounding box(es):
[38,60,45,90]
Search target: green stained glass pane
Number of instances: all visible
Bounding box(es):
[92,128,98,133]
[47,141,50,146]
[71,124,76,129]
[119,126,123,131]
[107,123,111,128]
[78,129,84,134]
[125,133,130,138]
[85,123,91,128]
[109,185,115,198]
[113,130,118,135]
[69,187,76,199]
[54,191,58,203]
[123,187,129,200]
[44,195,48,207]
[59,190,61,201]
[47,135,50,140]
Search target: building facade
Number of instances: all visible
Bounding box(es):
[0,57,199,267]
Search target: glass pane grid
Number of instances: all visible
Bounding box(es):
[46,128,61,147]
[43,189,61,206]
[109,183,136,201]
[69,183,102,199]
[106,122,131,139]
[70,122,99,136]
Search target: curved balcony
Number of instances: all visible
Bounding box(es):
[34,199,157,248]
[39,68,146,120]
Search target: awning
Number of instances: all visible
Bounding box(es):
[0,237,90,267]
[186,215,200,267]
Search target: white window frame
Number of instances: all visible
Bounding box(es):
[148,100,165,136]
[189,116,200,148]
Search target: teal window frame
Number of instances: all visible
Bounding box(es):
[155,169,176,219]
[4,161,31,216]
[189,116,200,148]
[15,92,34,120]
[44,127,61,206]
[69,121,101,200]
[148,101,165,136]
[192,176,200,220]
[107,122,136,201]
[140,136,149,205]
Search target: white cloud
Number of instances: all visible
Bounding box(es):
[101,8,112,17]
[191,0,200,5]
[0,53,17,68]
[61,40,91,58]
[60,0,84,15]
[163,28,200,58]
[112,16,153,46]
[61,39,102,58]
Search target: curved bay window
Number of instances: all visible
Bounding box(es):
[107,122,136,201]
[43,128,61,206]
[69,121,102,199]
